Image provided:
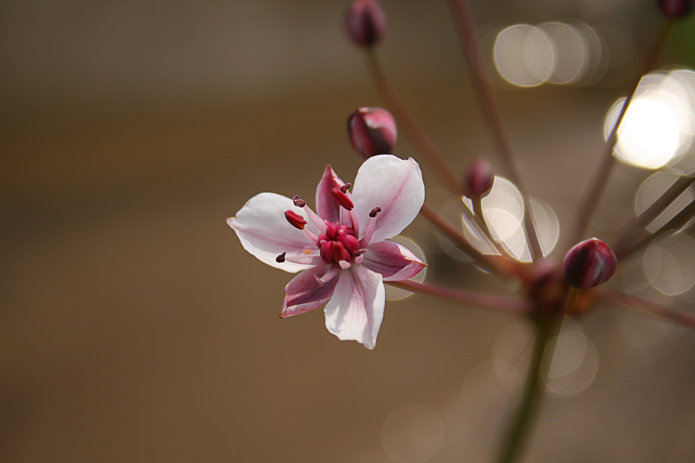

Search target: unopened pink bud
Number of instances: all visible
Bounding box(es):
[563,238,617,289]
[345,0,386,48]
[347,107,397,158]
[463,158,495,199]
[658,0,694,18]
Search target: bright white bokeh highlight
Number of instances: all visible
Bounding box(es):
[492,22,604,87]
[459,177,559,263]
[605,70,695,170]
[494,25,556,87]
[541,318,599,397]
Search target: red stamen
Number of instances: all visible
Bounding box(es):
[285,210,307,230]
[331,187,354,211]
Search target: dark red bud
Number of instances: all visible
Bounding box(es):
[563,238,617,289]
[345,0,386,48]
[347,107,397,158]
[331,187,354,211]
[658,0,694,19]
[464,158,495,199]
[284,210,307,230]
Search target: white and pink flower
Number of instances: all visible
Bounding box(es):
[228,154,426,349]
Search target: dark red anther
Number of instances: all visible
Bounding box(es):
[276,252,286,263]
[285,210,307,230]
[340,183,352,193]
[369,207,382,218]
[292,195,306,207]
[331,187,354,211]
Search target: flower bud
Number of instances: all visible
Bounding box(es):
[463,158,495,199]
[563,238,617,289]
[345,0,386,48]
[347,107,397,158]
[657,0,694,18]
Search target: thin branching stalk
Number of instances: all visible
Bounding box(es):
[599,290,695,329]
[473,196,513,258]
[446,0,543,261]
[613,175,695,252]
[614,198,695,260]
[364,50,463,195]
[388,279,532,315]
[570,20,673,246]
[419,203,525,280]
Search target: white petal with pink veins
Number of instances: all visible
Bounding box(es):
[361,240,426,281]
[228,192,319,273]
[281,265,339,318]
[351,155,425,244]
[323,265,385,349]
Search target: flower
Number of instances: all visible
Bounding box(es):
[227,155,426,349]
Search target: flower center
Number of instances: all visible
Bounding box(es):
[318,221,360,264]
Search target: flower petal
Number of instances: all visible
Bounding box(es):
[281,264,338,318]
[315,165,344,223]
[351,155,425,243]
[228,192,318,273]
[323,265,384,349]
[361,240,426,281]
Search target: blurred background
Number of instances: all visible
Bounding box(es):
[3,1,695,462]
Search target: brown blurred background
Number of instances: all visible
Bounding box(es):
[3,1,695,462]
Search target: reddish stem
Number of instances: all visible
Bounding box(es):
[569,20,673,247]
[599,290,695,330]
[388,279,532,315]
[364,50,463,196]
[446,0,543,261]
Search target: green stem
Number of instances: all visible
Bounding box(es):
[495,316,560,463]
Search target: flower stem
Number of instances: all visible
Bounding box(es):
[495,315,560,463]
[364,50,463,196]
[388,279,532,315]
[614,197,695,260]
[419,203,525,280]
[612,175,695,256]
[569,20,673,247]
[473,197,512,258]
[599,290,695,330]
[445,0,543,262]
